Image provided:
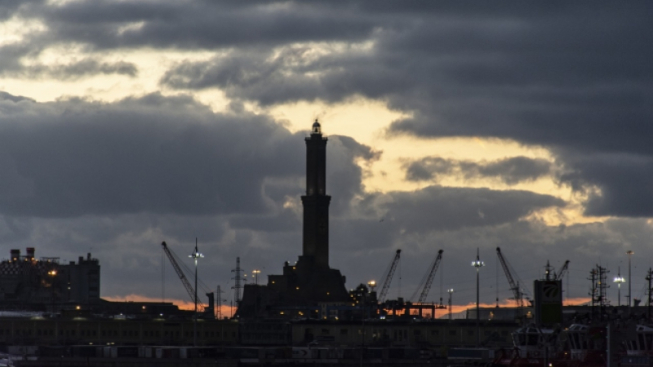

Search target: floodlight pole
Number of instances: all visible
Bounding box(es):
[472,248,485,347]
[614,267,625,307]
[447,289,454,320]
[190,238,204,347]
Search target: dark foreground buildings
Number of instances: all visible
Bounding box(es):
[236,120,351,319]
[0,248,100,308]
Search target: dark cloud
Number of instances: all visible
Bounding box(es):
[330,184,565,258]
[23,0,375,51]
[557,152,653,217]
[0,91,34,103]
[405,156,552,185]
[0,92,374,218]
[380,186,565,232]
[27,59,136,79]
[0,1,45,21]
[40,59,137,79]
[0,44,137,79]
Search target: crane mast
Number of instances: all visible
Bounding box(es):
[496,247,524,308]
[379,249,401,302]
[555,260,570,280]
[161,241,197,304]
[414,250,444,303]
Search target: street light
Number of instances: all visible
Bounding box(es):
[48,269,57,315]
[627,250,634,310]
[252,270,261,285]
[189,239,204,346]
[447,289,454,320]
[471,248,485,347]
[614,266,626,307]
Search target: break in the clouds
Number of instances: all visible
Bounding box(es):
[404,156,552,185]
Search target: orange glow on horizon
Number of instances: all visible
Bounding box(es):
[104,294,590,319]
[390,297,593,319]
[563,297,591,306]
[103,294,237,317]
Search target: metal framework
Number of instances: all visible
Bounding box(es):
[555,260,570,280]
[232,257,243,306]
[496,247,525,308]
[379,249,401,302]
[412,250,444,303]
[161,241,196,304]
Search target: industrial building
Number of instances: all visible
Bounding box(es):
[0,247,190,320]
[0,248,100,309]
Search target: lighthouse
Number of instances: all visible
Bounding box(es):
[302,119,331,268]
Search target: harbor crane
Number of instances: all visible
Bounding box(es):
[410,249,444,304]
[544,259,569,281]
[555,260,570,280]
[161,241,212,312]
[378,249,401,303]
[496,247,528,308]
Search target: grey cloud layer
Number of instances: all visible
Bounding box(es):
[0,93,301,217]
[405,156,552,185]
[0,93,379,219]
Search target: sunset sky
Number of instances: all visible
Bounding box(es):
[1,1,652,313]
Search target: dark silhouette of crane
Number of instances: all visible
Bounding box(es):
[378,249,401,302]
[410,249,444,304]
[161,241,207,310]
[555,260,570,280]
[496,247,528,308]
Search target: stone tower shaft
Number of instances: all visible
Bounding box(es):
[301,120,331,268]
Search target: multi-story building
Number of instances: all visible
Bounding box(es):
[0,248,99,309]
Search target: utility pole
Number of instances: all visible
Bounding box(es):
[627,251,634,311]
[646,269,653,321]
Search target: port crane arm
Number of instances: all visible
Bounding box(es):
[555,260,570,280]
[379,249,401,302]
[496,247,524,307]
[414,250,444,303]
[161,241,196,304]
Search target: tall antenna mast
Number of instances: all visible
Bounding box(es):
[162,250,165,304]
[232,257,243,307]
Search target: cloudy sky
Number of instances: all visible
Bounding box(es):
[1,1,652,315]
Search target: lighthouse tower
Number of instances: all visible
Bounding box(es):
[236,120,350,319]
[302,120,331,267]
